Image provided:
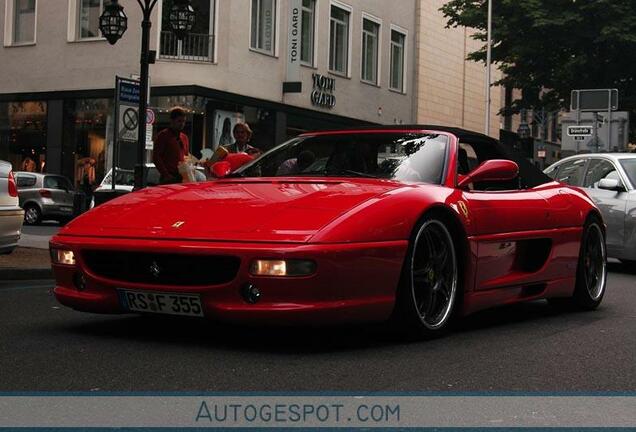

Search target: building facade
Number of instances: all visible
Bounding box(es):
[413,0,503,138]
[0,0,416,186]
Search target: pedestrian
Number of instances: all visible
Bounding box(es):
[80,173,93,213]
[223,122,261,156]
[276,150,316,175]
[153,107,190,184]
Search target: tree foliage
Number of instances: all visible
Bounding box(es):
[441,0,636,119]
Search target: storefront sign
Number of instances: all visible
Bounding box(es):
[311,74,336,109]
[285,0,302,87]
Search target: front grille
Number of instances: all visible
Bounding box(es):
[82,250,241,286]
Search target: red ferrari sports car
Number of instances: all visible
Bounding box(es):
[50,126,607,337]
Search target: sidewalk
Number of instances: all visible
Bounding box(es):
[0,247,53,280]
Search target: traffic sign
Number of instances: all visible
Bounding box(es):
[119,79,141,104]
[119,106,139,142]
[567,126,593,137]
[146,108,156,125]
[574,136,586,141]
[571,89,618,112]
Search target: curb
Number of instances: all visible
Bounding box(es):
[0,268,53,280]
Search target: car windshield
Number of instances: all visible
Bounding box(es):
[620,158,636,188]
[102,170,135,186]
[102,167,205,186]
[233,132,449,183]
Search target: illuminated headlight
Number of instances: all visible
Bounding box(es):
[50,249,76,266]
[250,259,316,277]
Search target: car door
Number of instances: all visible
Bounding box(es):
[581,158,627,255]
[15,173,38,208]
[43,175,75,214]
[458,143,552,291]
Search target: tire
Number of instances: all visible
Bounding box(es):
[392,216,460,339]
[551,217,607,310]
[23,204,42,226]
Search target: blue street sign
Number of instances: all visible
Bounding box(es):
[119,80,140,105]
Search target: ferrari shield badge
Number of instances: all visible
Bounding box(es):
[458,201,469,218]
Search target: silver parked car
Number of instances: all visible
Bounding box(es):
[14,172,76,225]
[0,160,24,254]
[545,153,636,264]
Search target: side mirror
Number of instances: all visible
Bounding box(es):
[597,178,624,192]
[212,161,232,179]
[458,159,519,189]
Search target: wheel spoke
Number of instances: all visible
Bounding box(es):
[435,245,449,270]
[424,290,437,318]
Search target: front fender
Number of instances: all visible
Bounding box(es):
[310,185,467,243]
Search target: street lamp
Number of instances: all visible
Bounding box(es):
[99,0,195,189]
[517,122,531,140]
[98,0,127,45]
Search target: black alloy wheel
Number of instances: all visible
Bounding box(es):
[394,216,459,338]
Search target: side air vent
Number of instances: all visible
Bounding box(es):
[513,239,552,273]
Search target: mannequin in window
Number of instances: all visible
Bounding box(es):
[21,156,36,172]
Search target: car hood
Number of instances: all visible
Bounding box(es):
[62,178,402,243]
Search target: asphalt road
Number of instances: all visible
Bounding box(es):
[1,264,635,392]
[19,223,61,249]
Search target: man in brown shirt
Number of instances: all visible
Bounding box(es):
[153,107,190,184]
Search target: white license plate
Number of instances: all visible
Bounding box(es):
[119,290,204,317]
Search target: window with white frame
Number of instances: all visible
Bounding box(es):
[390,29,406,92]
[13,0,36,44]
[361,17,380,84]
[78,0,103,39]
[160,0,216,62]
[251,0,276,54]
[301,0,315,65]
[329,5,350,75]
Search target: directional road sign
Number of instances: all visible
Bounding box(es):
[567,126,593,137]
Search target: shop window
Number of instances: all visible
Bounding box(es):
[0,101,47,175]
[361,16,380,84]
[62,99,111,187]
[160,0,215,62]
[329,4,350,75]
[250,0,277,55]
[13,0,37,45]
[78,0,103,39]
[301,0,315,66]
[389,28,406,92]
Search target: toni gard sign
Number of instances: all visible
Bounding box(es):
[311,73,336,109]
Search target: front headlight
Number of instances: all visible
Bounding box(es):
[249,259,316,277]
[50,248,76,266]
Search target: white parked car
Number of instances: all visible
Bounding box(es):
[0,160,24,254]
[91,164,206,208]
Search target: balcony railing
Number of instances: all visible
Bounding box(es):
[159,31,215,62]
